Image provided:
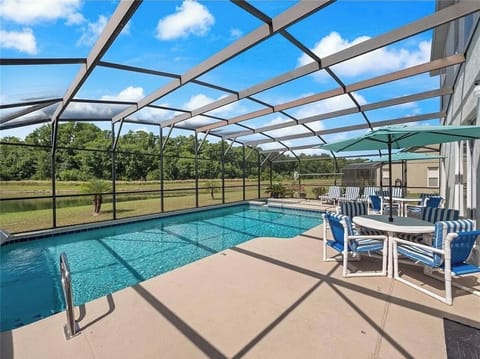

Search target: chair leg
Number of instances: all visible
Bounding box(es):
[424,268,480,298]
[394,257,453,305]
[322,220,328,262]
[343,247,349,277]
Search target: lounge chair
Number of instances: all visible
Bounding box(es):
[338,186,360,202]
[359,186,380,202]
[319,186,341,204]
[393,219,479,305]
[322,212,388,277]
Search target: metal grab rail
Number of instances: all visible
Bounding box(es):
[60,253,79,339]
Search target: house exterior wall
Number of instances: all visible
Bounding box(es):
[439,12,480,220]
[406,160,442,193]
[373,159,441,195]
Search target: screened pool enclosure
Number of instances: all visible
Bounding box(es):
[1,1,479,234]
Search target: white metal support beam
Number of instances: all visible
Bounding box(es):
[220,87,453,139]
[112,0,334,124]
[0,100,60,125]
[199,54,463,133]
[50,0,141,125]
[169,1,477,133]
[245,111,446,146]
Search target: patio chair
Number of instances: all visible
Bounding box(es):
[397,207,460,243]
[359,186,379,202]
[393,219,479,305]
[319,186,341,204]
[338,186,360,201]
[322,212,388,277]
[368,195,383,215]
[339,200,385,236]
[339,201,367,218]
[406,195,444,217]
[377,187,401,215]
[392,187,404,198]
[379,187,403,198]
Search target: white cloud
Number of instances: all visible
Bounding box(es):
[298,32,431,80]
[230,28,242,39]
[0,28,37,54]
[62,86,171,121]
[77,15,107,47]
[293,92,367,119]
[156,0,214,40]
[102,86,145,101]
[264,124,312,139]
[178,115,215,128]
[183,93,243,117]
[0,0,84,25]
[183,93,212,110]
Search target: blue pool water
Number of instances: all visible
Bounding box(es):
[0,204,322,331]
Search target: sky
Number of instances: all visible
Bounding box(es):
[0,0,442,156]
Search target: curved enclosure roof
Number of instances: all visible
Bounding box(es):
[1,0,479,157]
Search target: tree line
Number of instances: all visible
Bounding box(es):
[0,122,358,182]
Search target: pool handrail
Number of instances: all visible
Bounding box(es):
[60,253,79,339]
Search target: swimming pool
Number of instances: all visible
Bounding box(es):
[0,204,322,331]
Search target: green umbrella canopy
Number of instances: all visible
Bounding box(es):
[318,124,480,222]
[318,125,480,152]
[369,151,444,163]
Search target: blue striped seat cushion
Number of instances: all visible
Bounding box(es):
[339,201,367,217]
[357,226,385,236]
[325,212,384,253]
[397,243,436,267]
[396,219,476,268]
[397,232,424,243]
[354,238,385,253]
[421,207,459,223]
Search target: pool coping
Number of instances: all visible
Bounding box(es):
[2,220,478,359]
[1,199,331,246]
[1,201,327,332]
[1,201,265,246]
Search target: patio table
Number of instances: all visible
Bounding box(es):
[392,197,421,217]
[353,215,434,277]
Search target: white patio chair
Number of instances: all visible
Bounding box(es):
[318,186,341,204]
[338,186,360,202]
[359,186,379,202]
[406,195,444,218]
[393,219,479,305]
[398,207,459,243]
[322,212,388,277]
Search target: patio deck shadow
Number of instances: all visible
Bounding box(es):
[1,221,479,358]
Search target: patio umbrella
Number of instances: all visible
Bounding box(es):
[318,125,480,222]
[369,151,444,191]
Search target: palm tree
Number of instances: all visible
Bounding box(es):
[204,180,220,199]
[81,179,111,216]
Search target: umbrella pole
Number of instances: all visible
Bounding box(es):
[388,139,393,222]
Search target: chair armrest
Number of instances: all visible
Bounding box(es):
[392,236,445,255]
[406,204,423,209]
[348,234,388,241]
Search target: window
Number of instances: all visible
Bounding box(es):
[382,168,389,183]
[427,167,439,187]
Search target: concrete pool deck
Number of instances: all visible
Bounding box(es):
[1,201,479,358]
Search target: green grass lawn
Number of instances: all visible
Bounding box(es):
[0,178,341,233]
[0,180,266,233]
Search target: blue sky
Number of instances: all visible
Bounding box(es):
[0,0,441,155]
